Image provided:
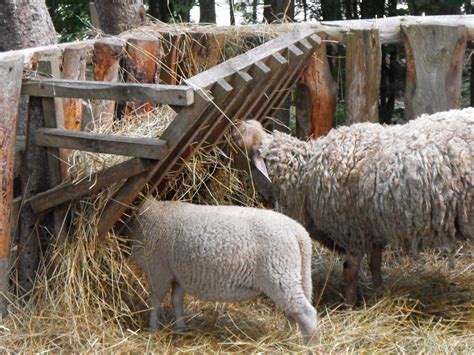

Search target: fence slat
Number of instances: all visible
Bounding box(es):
[296,32,336,139]
[345,29,382,124]
[62,46,88,131]
[27,158,155,213]
[35,128,168,159]
[21,79,194,106]
[402,24,467,120]
[125,35,161,113]
[0,54,24,317]
[91,38,124,128]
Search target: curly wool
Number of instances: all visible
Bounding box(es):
[127,200,314,309]
[259,108,473,256]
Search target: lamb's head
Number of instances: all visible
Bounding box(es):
[233,120,274,204]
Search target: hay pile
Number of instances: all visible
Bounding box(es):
[1,107,473,353]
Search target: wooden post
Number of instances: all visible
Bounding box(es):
[17,95,53,295]
[62,45,88,131]
[0,55,24,317]
[296,33,337,139]
[160,34,183,85]
[345,29,381,124]
[38,59,69,241]
[125,35,161,113]
[182,32,225,77]
[402,24,467,120]
[92,38,124,128]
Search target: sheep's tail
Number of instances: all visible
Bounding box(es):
[294,230,313,303]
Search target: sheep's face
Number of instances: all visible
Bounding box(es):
[233,120,274,205]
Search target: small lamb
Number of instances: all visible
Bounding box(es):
[125,199,318,345]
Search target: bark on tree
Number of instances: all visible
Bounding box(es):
[200,0,216,23]
[263,0,294,22]
[149,0,171,22]
[0,0,56,51]
[95,0,146,35]
[229,0,235,25]
[0,0,57,136]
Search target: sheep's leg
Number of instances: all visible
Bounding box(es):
[368,244,384,289]
[171,282,186,330]
[288,298,318,346]
[260,278,317,346]
[343,253,361,306]
[147,270,174,330]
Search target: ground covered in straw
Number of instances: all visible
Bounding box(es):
[1,107,472,353]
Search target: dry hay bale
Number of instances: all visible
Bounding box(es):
[2,106,473,352]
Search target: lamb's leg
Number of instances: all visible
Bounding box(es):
[288,298,318,346]
[147,269,174,330]
[368,244,383,289]
[171,282,186,330]
[343,253,361,306]
[260,277,317,346]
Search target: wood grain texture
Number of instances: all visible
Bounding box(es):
[0,55,23,317]
[345,29,382,124]
[91,38,124,127]
[402,24,467,119]
[21,79,194,106]
[296,32,336,139]
[27,158,155,213]
[125,35,161,113]
[35,128,168,159]
[62,45,88,131]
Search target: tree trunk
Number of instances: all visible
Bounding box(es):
[95,0,146,35]
[229,0,235,25]
[0,0,56,136]
[0,0,56,51]
[320,0,342,21]
[263,0,294,22]
[149,0,171,22]
[200,0,216,23]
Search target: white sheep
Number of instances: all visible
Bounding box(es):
[234,108,473,305]
[125,199,318,345]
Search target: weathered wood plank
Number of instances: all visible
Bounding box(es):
[259,35,320,126]
[91,38,124,128]
[62,46,88,131]
[38,59,69,240]
[187,27,316,89]
[14,136,25,179]
[27,158,155,213]
[17,98,51,295]
[35,128,169,159]
[345,29,382,124]
[402,24,467,120]
[296,32,336,139]
[125,35,161,113]
[1,15,474,66]
[21,79,194,106]
[0,54,24,317]
[97,93,212,237]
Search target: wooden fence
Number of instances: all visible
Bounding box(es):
[0,15,472,315]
